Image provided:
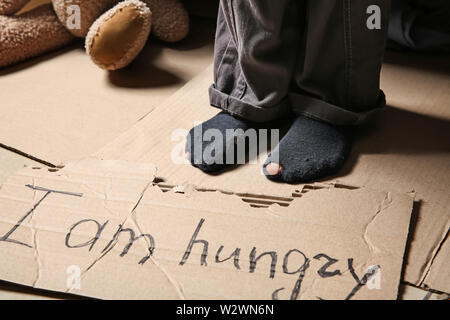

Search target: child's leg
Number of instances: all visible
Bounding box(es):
[265,0,390,182]
[186,0,303,172]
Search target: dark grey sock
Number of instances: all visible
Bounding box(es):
[263,115,351,183]
[185,112,254,172]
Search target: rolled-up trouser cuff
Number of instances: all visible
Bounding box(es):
[209,85,292,123]
[289,90,387,126]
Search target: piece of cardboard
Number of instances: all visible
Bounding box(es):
[421,231,449,293]
[0,159,413,299]
[399,283,449,300]
[95,53,450,292]
[0,15,215,166]
[1,2,448,296]
[0,149,40,186]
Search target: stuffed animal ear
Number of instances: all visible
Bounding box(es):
[52,0,119,37]
[0,0,29,15]
[85,0,152,70]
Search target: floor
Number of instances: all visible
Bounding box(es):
[0,0,448,301]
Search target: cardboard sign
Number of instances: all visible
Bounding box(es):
[0,159,413,299]
[1,3,448,294]
[95,63,450,293]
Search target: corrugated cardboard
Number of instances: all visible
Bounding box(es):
[0,159,413,299]
[420,230,449,293]
[0,149,40,186]
[0,2,448,297]
[0,15,215,166]
[399,284,449,300]
[95,57,450,292]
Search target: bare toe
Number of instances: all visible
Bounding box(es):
[266,162,282,175]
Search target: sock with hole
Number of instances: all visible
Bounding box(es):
[263,115,351,183]
[185,112,255,172]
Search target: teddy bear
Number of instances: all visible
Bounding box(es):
[0,0,190,70]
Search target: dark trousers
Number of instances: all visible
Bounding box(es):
[389,0,450,52]
[209,0,391,125]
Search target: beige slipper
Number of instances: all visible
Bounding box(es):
[85,0,152,70]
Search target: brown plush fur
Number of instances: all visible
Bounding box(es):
[52,0,189,41]
[52,0,118,37]
[0,0,29,15]
[0,4,74,67]
[86,0,152,70]
[85,0,189,69]
[0,0,189,69]
[144,0,189,42]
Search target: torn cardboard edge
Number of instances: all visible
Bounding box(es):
[419,227,449,292]
[405,200,450,293]
[0,143,58,168]
[399,282,449,300]
[0,159,414,299]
